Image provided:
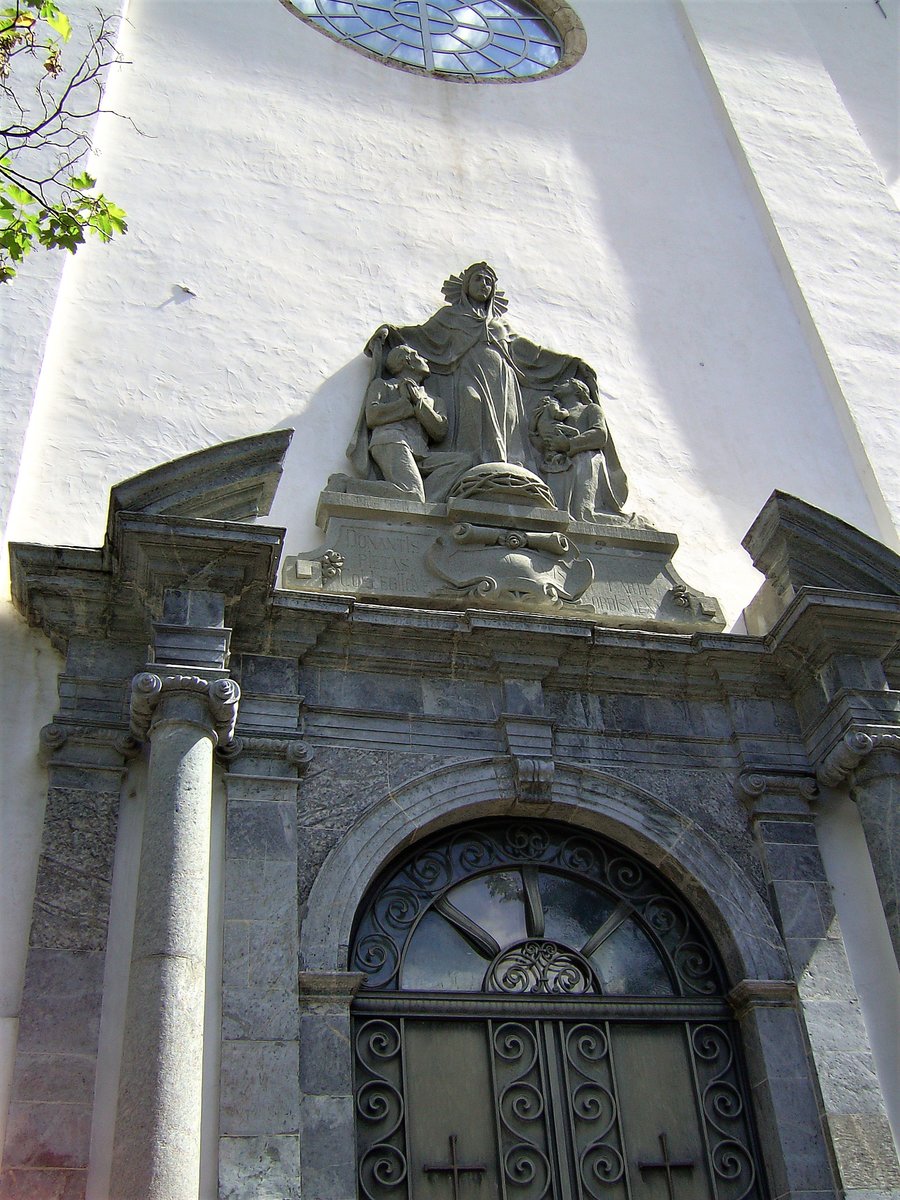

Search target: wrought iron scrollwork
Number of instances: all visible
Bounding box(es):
[486,939,597,994]
[690,1023,762,1200]
[562,1022,626,1198]
[355,1019,408,1199]
[351,818,723,995]
[492,1021,552,1197]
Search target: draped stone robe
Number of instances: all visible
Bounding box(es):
[391,299,586,469]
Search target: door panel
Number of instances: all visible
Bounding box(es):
[354,1015,761,1200]
[611,1024,712,1200]
[405,1021,501,1198]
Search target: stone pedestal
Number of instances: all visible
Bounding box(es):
[110,674,239,1200]
[282,489,724,630]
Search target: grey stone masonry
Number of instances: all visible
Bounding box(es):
[0,745,123,1200]
[6,465,900,1199]
[219,766,303,1200]
[739,772,900,1197]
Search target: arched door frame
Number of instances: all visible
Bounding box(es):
[297,760,836,1200]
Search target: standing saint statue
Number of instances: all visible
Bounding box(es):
[366,263,601,471]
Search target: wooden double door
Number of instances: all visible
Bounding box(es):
[353,1001,764,1200]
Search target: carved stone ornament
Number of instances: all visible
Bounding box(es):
[283,264,725,630]
[816,727,900,787]
[128,672,241,751]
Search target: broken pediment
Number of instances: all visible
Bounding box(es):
[105,428,293,538]
[742,491,900,635]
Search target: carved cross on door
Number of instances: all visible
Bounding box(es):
[424,1134,487,1198]
[638,1132,695,1200]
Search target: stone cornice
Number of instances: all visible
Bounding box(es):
[10,514,285,656]
[764,588,900,673]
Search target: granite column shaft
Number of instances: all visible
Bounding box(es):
[110,675,237,1200]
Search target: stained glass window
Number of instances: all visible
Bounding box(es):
[281,0,565,80]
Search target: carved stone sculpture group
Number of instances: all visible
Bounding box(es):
[345,262,628,521]
[285,262,723,627]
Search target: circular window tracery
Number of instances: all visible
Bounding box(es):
[280,0,579,81]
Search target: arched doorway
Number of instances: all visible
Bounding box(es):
[349,818,766,1200]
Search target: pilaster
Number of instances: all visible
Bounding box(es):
[0,736,126,1200]
[738,770,900,1197]
[297,972,364,1200]
[218,732,307,1200]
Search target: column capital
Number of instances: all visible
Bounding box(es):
[735,769,818,819]
[298,971,365,1012]
[816,725,900,787]
[128,671,241,749]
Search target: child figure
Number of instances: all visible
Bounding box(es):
[529,380,627,520]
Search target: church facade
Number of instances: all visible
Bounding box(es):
[0,2,898,1199]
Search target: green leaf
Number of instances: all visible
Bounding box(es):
[3,183,35,206]
[68,171,95,191]
[40,2,70,40]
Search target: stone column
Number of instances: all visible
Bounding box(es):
[818,732,900,961]
[109,672,239,1200]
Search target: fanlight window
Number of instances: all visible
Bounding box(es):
[281,0,566,80]
[351,821,725,996]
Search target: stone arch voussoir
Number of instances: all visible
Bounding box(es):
[299,757,789,987]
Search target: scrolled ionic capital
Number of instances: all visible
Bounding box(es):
[735,769,818,816]
[128,671,241,748]
[208,677,241,748]
[129,672,164,742]
[38,723,68,762]
[816,729,875,788]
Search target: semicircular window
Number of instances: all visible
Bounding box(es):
[281,0,569,81]
[351,819,725,996]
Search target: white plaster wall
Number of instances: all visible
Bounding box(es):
[3,0,893,628]
[794,0,899,204]
[680,0,900,551]
[0,0,125,537]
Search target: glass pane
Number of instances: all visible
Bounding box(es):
[539,872,616,950]
[447,870,527,948]
[590,920,674,996]
[289,0,561,78]
[401,910,486,990]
